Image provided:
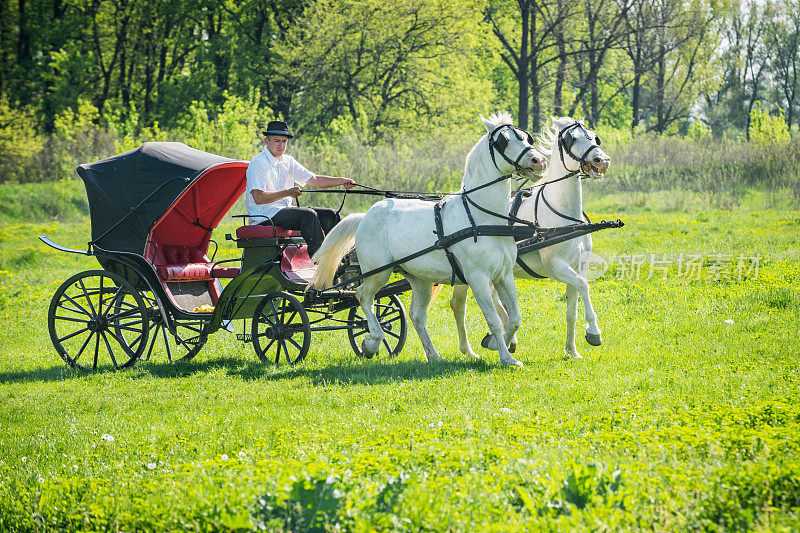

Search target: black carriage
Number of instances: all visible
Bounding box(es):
[41,142,408,370]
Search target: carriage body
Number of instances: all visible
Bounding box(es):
[42,142,408,370]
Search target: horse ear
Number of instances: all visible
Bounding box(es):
[578,117,585,124]
[480,114,495,133]
[552,117,569,131]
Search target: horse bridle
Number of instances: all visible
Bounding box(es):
[557,121,602,174]
[528,122,604,225]
[488,124,536,173]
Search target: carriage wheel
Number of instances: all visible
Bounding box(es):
[251,292,311,365]
[347,294,407,358]
[48,270,149,370]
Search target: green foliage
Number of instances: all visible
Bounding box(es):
[177,90,270,159]
[0,179,87,221]
[253,474,344,531]
[687,120,713,141]
[749,102,791,144]
[281,0,495,140]
[0,95,44,183]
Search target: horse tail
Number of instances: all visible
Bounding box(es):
[309,213,365,289]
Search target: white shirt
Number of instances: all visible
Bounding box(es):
[245,146,315,223]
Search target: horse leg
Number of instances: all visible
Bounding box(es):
[481,287,518,353]
[406,274,444,362]
[564,283,581,358]
[576,254,602,346]
[549,259,600,356]
[355,272,392,357]
[492,272,522,354]
[450,285,479,358]
[466,273,522,367]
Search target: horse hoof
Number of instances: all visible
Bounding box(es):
[509,342,517,354]
[501,357,523,368]
[360,339,377,359]
[585,332,602,346]
[480,333,493,349]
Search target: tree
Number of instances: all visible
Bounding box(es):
[282,0,491,139]
[770,0,800,131]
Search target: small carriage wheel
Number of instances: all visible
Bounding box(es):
[48,270,149,370]
[115,293,207,363]
[347,294,407,359]
[251,292,311,365]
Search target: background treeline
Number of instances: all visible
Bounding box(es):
[0,0,799,191]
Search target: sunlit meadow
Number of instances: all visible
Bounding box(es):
[1,189,799,530]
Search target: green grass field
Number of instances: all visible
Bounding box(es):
[1,190,799,531]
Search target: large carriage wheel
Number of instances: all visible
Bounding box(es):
[48,270,149,370]
[347,294,407,358]
[251,292,311,365]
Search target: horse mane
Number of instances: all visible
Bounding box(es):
[535,116,575,158]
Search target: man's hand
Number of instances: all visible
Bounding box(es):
[286,186,303,198]
[341,178,356,190]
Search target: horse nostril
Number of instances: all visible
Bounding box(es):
[593,156,602,163]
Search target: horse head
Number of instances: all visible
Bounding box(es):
[550,117,610,180]
[474,112,547,180]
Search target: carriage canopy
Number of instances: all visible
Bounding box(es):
[77,142,248,254]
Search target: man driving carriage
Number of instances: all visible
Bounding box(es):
[245,120,355,257]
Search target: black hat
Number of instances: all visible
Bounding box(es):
[262,120,293,138]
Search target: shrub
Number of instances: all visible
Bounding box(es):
[0,95,44,183]
[749,102,790,145]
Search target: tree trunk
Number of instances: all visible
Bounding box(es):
[517,0,530,130]
[16,0,29,67]
[529,3,540,131]
[553,3,566,117]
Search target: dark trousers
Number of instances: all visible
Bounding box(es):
[264,207,341,257]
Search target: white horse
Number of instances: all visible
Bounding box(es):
[450,117,611,360]
[309,113,546,367]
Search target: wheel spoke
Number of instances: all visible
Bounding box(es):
[93,333,100,370]
[385,330,402,340]
[269,300,280,325]
[107,304,140,321]
[353,329,368,338]
[106,327,140,357]
[53,315,91,324]
[286,335,303,351]
[58,327,90,343]
[262,338,275,354]
[145,324,160,360]
[114,323,145,334]
[99,331,120,368]
[78,278,97,315]
[286,310,297,324]
[60,292,92,317]
[280,339,291,363]
[57,301,91,316]
[274,338,282,364]
[73,331,95,363]
[97,275,105,316]
[382,338,393,354]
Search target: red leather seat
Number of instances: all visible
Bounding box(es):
[151,246,212,281]
[236,225,301,239]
